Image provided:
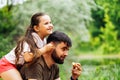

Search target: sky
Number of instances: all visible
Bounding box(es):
[0,0,26,8]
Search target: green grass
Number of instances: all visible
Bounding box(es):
[79,64,120,80]
[59,54,120,80]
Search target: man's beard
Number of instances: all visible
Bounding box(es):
[51,50,64,64]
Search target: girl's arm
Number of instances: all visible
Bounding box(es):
[24,52,34,62]
[23,42,54,62]
[36,42,55,58]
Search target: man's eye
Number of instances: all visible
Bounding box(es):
[62,48,67,51]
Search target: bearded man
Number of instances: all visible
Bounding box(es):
[20,31,82,80]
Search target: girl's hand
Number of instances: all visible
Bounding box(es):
[24,52,34,62]
[44,42,55,53]
[37,42,55,57]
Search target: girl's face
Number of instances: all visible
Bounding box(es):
[35,15,53,39]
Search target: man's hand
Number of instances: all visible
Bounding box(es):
[71,62,82,80]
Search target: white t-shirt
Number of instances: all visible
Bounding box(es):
[5,32,46,65]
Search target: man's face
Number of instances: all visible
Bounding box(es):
[51,42,70,64]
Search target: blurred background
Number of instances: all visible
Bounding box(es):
[0,0,120,80]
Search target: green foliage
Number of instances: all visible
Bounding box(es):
[0,36,15,58]
[0,6,14,36]
[90,0,120,54]
[99,9,119,54]
[0,5,17,57]
[95,0,120,38]
[91,5,105,37]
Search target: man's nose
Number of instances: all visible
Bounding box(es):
[64,51,68,56]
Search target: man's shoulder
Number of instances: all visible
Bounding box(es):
[31,55,45,67]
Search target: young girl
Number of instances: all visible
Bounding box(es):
[0,12,54,80]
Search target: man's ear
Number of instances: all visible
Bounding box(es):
[33,25,39,32]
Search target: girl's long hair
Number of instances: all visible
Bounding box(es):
[15,12,45,67]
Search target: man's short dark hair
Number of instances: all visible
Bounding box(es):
[47,31,72,47]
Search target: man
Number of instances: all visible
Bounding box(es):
[20,31,82,80]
